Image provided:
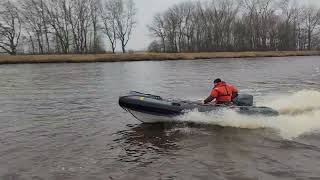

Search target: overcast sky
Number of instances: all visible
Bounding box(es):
[126,0,320,51]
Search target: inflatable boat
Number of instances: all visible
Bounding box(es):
[119,91,279,123]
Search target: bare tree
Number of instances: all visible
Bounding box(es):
[148,40,161,52]
[0,0,138,55]
[90,0,101,53]
[24,0,51,53]
[304,7,320,50]
[20,0,51,54]
[113,0,136,53]
[2,0,319,55]
[148,0,320,52]
[45,0,72,53]
[276,0,301,50]
[68,0,92,53]
[148,13,167,52]
[0,1,21,55]
[100,0,118,53]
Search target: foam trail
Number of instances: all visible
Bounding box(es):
[178,90,320,140]
[262,90,320,115]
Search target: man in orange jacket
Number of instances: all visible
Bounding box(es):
[203,78,239,105]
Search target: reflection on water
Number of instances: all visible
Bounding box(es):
[0,57,320,179]
[112,123,229,160]
[111,123,181,166]
[114,123,181,152]
[110,122,320,180]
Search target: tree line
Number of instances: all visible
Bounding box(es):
[0,0,136,55]
[148,0,320,53]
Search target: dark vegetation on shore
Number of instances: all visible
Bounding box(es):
[1,0,320,57]
[148,0,320,53]
[0,51,319,64]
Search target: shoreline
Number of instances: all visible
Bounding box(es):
[0,51,319,64]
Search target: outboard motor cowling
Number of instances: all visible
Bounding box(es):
[233,94,253,106]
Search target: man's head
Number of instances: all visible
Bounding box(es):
[214,78,222,86]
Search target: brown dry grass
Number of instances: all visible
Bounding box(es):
[0,51,319,64]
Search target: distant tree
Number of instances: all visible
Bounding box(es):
[19,0,53,54]
[100,0,118,53]
[45,0,72,54]
[90,0,101,53]
[114,0,137,53]
[101,0,136,53]
[148,13,167,52]
[0,1,21,55]
[148,0,320,52]
[304,7,320,50]
[148,40,161,52]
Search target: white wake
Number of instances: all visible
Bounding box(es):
[178,90,320,140]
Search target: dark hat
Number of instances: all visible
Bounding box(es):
[214,78,222,84]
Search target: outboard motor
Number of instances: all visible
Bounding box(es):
[233,94,253,106]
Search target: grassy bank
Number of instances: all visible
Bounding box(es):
[0,51,319,64]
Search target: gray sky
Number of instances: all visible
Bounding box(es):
[126,0,320,51]
[126,0,188,51]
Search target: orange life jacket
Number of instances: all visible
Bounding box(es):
[210,82,238,104]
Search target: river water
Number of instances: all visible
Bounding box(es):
[0,56,320,180]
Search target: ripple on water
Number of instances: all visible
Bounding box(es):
[1,57,320,179]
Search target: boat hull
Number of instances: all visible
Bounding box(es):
[119,91,279,123]
[127,109,179,123]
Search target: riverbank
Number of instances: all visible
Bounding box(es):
[0,51,319,64]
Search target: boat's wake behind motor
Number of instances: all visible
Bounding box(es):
[179,90,320,140]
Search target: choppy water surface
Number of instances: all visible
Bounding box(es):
[0,56,320,180]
